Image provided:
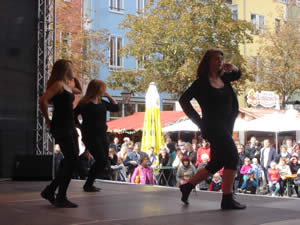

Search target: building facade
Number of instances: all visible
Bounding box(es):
[84,0,176,120]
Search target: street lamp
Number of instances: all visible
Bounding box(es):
[121,88,131,104]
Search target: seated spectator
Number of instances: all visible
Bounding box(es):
[124,142,147,178]
[251,158,263,186]
[196,154,211,191]
[147,146,158,168]
[176,156,196,187]
[268,161,280,197]
[294,168,300,197]
[111,158,127,182]
[130,155,155,185]
[238,169,258,194]
[209,173,222,192]
[195,139,211,168]
[108,148,118,180]
[240,157,252,183]
[288,155,300,197]
[185,142,197,165]
[277,157,292,196]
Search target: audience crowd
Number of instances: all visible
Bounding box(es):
[54,134,300,197]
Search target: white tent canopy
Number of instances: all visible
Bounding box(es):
[162,118,249,132]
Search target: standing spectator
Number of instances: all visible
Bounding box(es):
[54,144,64,174]
[158,146,173,186]
[179,142,186,155]
[127,141,134,153]
[236,144,246,189]
[165,137,173,153]
[77,150,95,180]
[260,139,278,183]
[285,139,294,154]
[131,155,155,185]
[110,158,127,182]
[176,156,196,186]
[291,142,300,158]
[195,139,211,168]
[209,173,222,192]
[196,154,211,191]
[123,137,131,145]
[245,136,260,161]
[238,169,258,194]
[240,157,252,183]
[185,142,197,165]
[277,158,291,196]
[124,142,147,177]
[267,161,280,196]
[110,137,121,153]
[172,149,184,170]
[167,143,177,162]
[276,145,292,163]
[147,146,158,168]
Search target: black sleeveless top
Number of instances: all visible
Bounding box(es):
[50,90,76,138]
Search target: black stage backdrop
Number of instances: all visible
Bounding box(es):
[0,0,37,178]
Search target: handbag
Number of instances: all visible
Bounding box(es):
[135,166,141,184]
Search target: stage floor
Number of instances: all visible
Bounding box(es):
[1,180,300,225]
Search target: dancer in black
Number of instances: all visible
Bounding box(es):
[39,59,82,208]
[74,79,119,192]
[179,49,246,210]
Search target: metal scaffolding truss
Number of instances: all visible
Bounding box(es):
[36,0,56,155]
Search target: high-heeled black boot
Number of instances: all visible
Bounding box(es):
[179,182,195,204]
[221,193,246,210]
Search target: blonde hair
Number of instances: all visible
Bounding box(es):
[47,59,72,89]
[196,49,224,79]
[79,79,106,105]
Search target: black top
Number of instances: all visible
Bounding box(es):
[50,90,76,138]
[74,99,119,138]
[179,71,241,138]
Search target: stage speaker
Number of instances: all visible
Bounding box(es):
[13,155,53,181]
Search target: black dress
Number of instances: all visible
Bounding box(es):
[74,99,119,187]
[179,71,241,174]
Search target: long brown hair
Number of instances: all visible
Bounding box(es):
[79,79,106,105]
[47,59,72,89]
[196,49,224,79]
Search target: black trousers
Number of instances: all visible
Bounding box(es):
[205,134,239,174]
[48,131,79,199]
[84,135,109,187]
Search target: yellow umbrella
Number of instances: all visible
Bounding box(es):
[141,82,164,155]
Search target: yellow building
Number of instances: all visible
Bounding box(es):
[227,0,287,57]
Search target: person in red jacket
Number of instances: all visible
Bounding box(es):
[267,161,280,196]
[195,139,211,168]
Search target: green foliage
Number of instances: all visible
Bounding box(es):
[107,0,253,96]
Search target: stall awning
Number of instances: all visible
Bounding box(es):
[107,111,188,133]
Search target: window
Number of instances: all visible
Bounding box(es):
[137,0,147,13]
[231,5,238,20]
[275,18,281,33]
[110,103,122,120]
[64,0,71,2]
[163,103,175,111]
[109,0,124,13]
[137,103,145,112]
[109,36,123,69]
[251,14,264,34]
[60,32,72,56]
[136,55,147,70]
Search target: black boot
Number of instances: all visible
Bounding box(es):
[179,182,195,205]
[83,185,101,192]
[41,185,56,205]
[221,193,246,210]
[54,196,78,208]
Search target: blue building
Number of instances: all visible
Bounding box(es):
[84,0,176,120]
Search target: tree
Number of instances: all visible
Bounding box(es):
[56,0,108,84]
[247,7,300,109]
[106,0,253,97]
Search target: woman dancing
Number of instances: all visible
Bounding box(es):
[179,49,246,210]
[40,59,82,208]
[74,79,119,192]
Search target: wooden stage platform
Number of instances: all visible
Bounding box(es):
[1,180,300,225]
